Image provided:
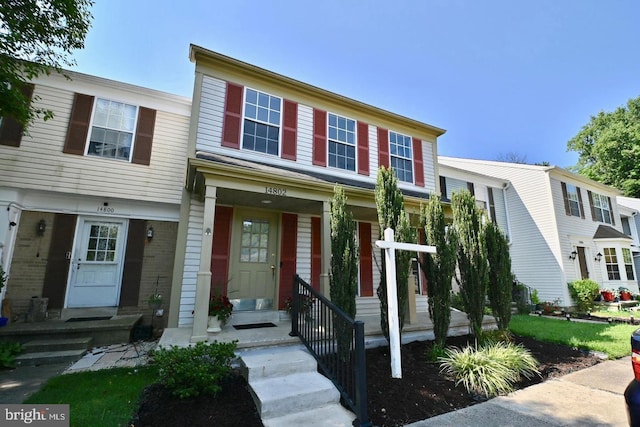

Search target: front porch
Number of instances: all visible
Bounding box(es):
[159,310,497,351]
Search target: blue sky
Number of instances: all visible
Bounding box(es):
[70,0,640,167]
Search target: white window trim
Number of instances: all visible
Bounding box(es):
[566,184,582,218]
[327,112,357,173]
[85,97,139,163]
[240,86,282,157]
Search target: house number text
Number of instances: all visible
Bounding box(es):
[97,206,116,214]
[265,186,287,196]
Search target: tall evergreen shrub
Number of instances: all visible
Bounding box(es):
[452,190,488,340]
[485,221,513,331]
[329,185,358,359]
[375,166,414,343]
[419,194,457,348]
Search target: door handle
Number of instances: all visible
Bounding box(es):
[271,265,275,277]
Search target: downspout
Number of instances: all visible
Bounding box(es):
[502,182,513,244]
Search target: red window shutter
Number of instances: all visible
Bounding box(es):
[221,82,243,149]
[64,93,94,155]
[132,107,156,165]
[311,217,322,290]
[357,121,369,175]
[211,206,233,294]
[281,99,297,160]
[359,222,373,297]
[412,137,424,187]
[0,83,34,147]
[377,127,389,168]
[279,213,298,309]
[312,108,327,166]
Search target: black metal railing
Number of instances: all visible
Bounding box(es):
[289,275,371,427]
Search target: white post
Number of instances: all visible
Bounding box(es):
[376,227,437,379]
[383,228,401,378]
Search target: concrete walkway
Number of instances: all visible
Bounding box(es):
[407,356,632,427]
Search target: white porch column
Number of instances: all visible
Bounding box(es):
[191,185,217,342]
[320,201,331,298]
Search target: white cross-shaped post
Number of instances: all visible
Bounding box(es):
[375,227,436,378]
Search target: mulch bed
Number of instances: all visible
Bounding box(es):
[129,334,602,427]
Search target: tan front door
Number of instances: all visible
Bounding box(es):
[228,209,279,310]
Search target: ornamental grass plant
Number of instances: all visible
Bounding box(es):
[438,341,539,398]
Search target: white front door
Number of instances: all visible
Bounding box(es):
[66,218,127,307]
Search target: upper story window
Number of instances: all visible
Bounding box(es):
[623,247,635,280]
[622,217,632,236]
[591,192,612,224]
[565,184,582,217]
[389,131,413,183]
[88,99,138,161]
[327,113,356,171]
[242,88,281,156]
[604,247,620,280]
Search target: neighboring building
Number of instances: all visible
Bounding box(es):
[617,196,640,288]
[171,45,446,341]
[0,70,191,324]
[438,157,638,306]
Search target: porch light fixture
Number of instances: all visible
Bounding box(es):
[37,219,46,236]
[146,226,154,240]
[569,250,577,260]
[595,252,603,262]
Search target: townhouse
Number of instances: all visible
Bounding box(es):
[439,157,638,306]
[0,70,191,324]
[169,45,447,341]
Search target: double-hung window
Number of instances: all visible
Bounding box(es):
[591,193,612,224]
[565,184,582,217]
[604,247,620,280]
[623,248,635,280]
[242,88,281,156]
[389,131,413,183]
[328,113,356,171]
[88,99,138,161]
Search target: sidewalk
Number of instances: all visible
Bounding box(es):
[407,356,632,427]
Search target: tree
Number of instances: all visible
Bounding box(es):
[419,194,457,349]
[452,189,488,341]
[375,166,415,343]
[567,96,640,197]
[1,0,94,128]
[496,152,528,164]
[484,221,513,331]
[329,185,358,360]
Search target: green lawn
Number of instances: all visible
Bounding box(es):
[24,366,157,427]
[509,314,637,359]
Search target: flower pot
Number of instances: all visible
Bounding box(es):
[621,291,632,301]
[602,291,615,302]
[207,316,222,333]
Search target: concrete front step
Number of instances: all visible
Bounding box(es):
[240,349,317,382]
[16,349,88,366]
[262,403,356,427]
[22,337,94,353]
[250,371,340,419]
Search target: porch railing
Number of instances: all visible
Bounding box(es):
[289,275,371,427]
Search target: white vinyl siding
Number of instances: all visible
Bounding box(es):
[0,83,190,205]
[179,197,204,326]
[297,104,313,166]
[195,76,226,153]
[422,140,436,193]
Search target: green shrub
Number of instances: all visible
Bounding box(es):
[568,279,600,312]
[0,341,22,368]
[151,340,237,399]
[438,341,539,398]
